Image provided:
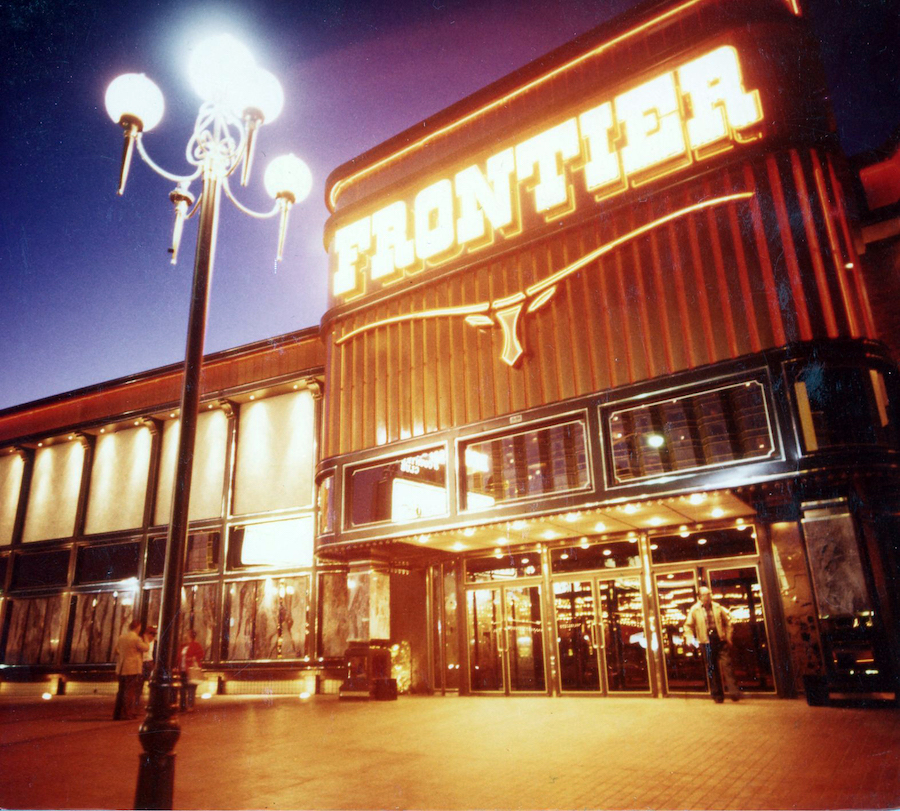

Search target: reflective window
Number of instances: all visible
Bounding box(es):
[222,576,310,660]
[143,582,216,663]
[794,366,898,451]
[348,449,447,526]
[76,542,140,583]
[551,540,640,573]
[609,381,773,483]
[11,550,69,590]
[147,532,220,577]
[466,550,542,583]
[656,570,706,692]
[317,475,334,534]
[462,420,589,510]
[650,525,756,565]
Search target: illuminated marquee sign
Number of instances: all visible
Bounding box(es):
[332,45,763,301]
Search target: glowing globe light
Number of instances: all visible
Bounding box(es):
[105,73,165,131]
[264,154,312,202]
[237,67,285,123]
[187,34,256,107]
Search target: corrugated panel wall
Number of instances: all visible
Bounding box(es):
[323,148,874,458]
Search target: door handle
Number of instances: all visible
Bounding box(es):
[590,622,600,651]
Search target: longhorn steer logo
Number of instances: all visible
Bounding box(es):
[335,192,753,366]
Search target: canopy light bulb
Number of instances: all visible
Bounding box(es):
[265,154,312,203]
[105,73,165,131]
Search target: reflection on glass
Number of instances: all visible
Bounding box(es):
[467,551,541,583]
[468,589,502,691]
[551,540,640,573]
[506,586,545,692]
[443,568,460,690]
[610,381,772,482]
[600,577,650,691]
[651,526,756,565]
[350,449,447,526]
[709,567,773,691]
[656,571,706,692]
[462,420,589,510]
[555,581,600,692]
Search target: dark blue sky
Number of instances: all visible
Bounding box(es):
[1,0,897,411]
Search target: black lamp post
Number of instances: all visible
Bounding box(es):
[105,35,311,809]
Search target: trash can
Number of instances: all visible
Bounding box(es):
[339,639,398,701]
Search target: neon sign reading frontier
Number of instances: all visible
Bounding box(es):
[332,45,763,299]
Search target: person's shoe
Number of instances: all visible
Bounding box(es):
[713,697,724,703]
[730,695,740,702]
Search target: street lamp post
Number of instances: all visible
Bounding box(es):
[105,34,312,810]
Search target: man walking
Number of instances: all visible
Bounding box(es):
[113,620,149,720]
[683,585,740,702]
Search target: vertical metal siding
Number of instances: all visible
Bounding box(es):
[322,148,877,458]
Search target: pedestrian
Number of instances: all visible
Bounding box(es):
[113,620,149,720]
[179,629,205,712]
[683,585,740,703]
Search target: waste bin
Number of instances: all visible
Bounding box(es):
[339,639,398,701]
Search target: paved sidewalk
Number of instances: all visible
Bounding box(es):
[0,694,898,809]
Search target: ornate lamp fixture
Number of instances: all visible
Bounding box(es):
[105,34,311,810]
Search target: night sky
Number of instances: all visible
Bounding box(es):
[1,0,897,412]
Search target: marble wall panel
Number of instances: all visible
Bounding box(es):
[347,573,370,642]
[185,584,217,662]
[768,521,824,692]
[320,573,349,658]
[225,580,258,660]
[369,571,391,640]
[69,592,134,664]
[3,597,62,665]
[279,577,309,659]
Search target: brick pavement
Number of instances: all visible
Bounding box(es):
[0,693,898,809]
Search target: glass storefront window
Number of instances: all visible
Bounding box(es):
[650,525,756,565]
[794,366,898,451]
[317,475,334,534]
[146,532,220,577]
[76,542,140,584]
[462,420,589,511]
[348,448,447,526]
[2,596,63,665]
[466,550,542,583]
[656,570,706,692]
[608,381,773,483]
[550,539,640,573]
[222,575,310,660]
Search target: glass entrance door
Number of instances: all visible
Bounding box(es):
[655,565,774,695]
[467,584,546,693]
[554,576,651,694]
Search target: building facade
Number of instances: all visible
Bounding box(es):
[1,0,899,704]
[317,0,900,700]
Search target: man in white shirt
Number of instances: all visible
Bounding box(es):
[683,586,740,702]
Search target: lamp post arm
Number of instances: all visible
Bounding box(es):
[222,178,281,219]
[135,135,202,184]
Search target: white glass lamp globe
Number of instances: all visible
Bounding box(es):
[188,34,256,106]
[240,67,284,123]
[105,73,165,131]
[265,154,312,203]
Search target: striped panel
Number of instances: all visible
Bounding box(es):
[322,148,875,458]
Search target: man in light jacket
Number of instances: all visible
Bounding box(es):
[113,620,149,720]
[683,586,740,702]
